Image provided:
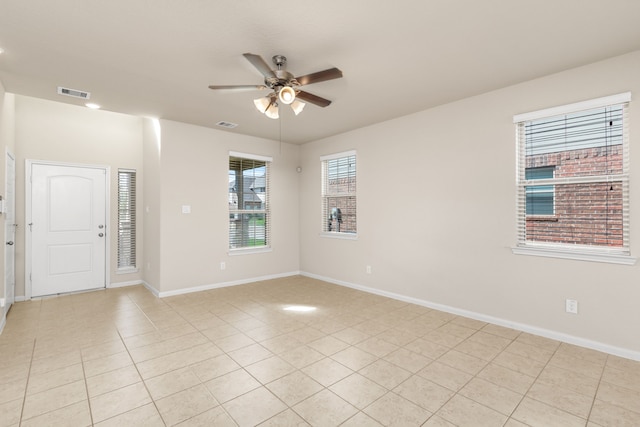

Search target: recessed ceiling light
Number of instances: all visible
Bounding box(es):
[85,103,101,109]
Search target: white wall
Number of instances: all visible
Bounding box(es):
[153,120,300,295]
[299,50,640,358]
[13,96,144,296]
[9,97,301,299]
[142,118,162,292]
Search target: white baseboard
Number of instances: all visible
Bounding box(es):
[141,280,160,297]
[154,271,301,298]
[108,280,143,289]
[0,313,5,335]
[15,296,26,302]
[301,271,640,362]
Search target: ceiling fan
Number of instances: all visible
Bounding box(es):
[208,53,343,119]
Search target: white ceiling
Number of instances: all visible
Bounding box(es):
[1,1,639,144]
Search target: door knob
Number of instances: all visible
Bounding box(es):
[6,241,13,245]
[98,233,104,237]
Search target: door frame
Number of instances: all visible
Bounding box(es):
[4,149,16,313]
[25,159,111,299]
[2,149,16,332]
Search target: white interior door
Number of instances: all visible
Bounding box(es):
[31,163,107,297]
[4,151,16,311]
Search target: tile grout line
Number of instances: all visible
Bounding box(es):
[331,309,463,424]
[505,341,591,425]
[319,314,461,425]
[417,322,521,426]
[80,349,95,426]
[70,292,95,427]
[353,336,435,424]
[294,323,387,424]
[211,298,318,426]
[117,291,171,426]
[211,301,363,425]
[127,292,249,426]
[584,352,609,423]
[500,338,559,425]
[112,327,167,426]
[212,306,311,426]
[17,336,37,425]
[167,294,248,426]
[458,328,524,425]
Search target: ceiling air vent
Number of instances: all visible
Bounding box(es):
[57,86,91,99]
[216,121,238,129]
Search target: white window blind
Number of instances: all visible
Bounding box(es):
[321,151,357,235]
[229,155,271,250]
[117,169,136,270]
[515,95,630,259]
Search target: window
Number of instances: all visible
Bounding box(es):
[321,151,356,236]
[514,93,632,263]
[117,169,136,271]
[525,166,555,215]
[229,152,271,251]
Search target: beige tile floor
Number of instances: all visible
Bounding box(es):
[1,275,639,426]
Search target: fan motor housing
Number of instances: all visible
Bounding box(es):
[266,69,297,90]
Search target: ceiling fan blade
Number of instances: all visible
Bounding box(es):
[296,90,332,108]
[208,84,268,92]
[243,53,276,79]
[295,67,343,86]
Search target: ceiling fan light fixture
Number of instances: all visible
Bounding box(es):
[265,102,279,119]
[253,97,271,114]
[278,86,296,105]
[210,53,343,120]
[291,100,306,115]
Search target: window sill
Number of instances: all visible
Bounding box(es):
[229,246,272,256]
[116,267,139,274]
[512,245,636,265]
[320,232,358,240]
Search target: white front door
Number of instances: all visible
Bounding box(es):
[4,151,16,312]
[30,163,107,297]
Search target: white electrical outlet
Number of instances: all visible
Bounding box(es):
[565,299,578,314]
[220,261,226,270]
[366,265,372,274]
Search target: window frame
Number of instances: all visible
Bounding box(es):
[512,92,636,265]
[320,150,357,239]
[228,151,272,254]
[117,168,137,273]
